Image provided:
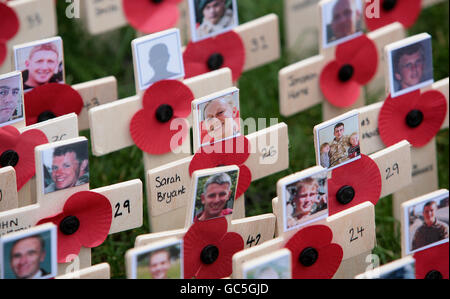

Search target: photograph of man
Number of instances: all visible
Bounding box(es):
[148,249,172,279]
[43,141,89,194]
[411,200,449,251]
[391,39,433,95]
[286,175,328,230]
[9,235,49,279]
[15,40,64,92]
[325,0,362,47]
[0,73,23,127]
[328,122,350,168]
[145,43,179,86]
[194,171,237,222]
[199,94,240,146]
[193,0,238,41]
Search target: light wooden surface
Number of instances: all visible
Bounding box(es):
[146,123,289,232]
[234,14,281,72]
[0,167,19,212]
[56,263,111,279]
[0,0,57,74]
[80,0,127,35]
[89,68,233,157]
[72,76,118,131]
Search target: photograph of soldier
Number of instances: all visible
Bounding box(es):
[315,112,361,170]
[405,194,449,254]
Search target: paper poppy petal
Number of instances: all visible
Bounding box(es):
[183,31,245,82]
[320,61,361,107]
[328,155,381,215]
[0,2,20,41]
[36,213,82,263]
[142,80,193,118]
[379,90,447,148]
[414,242,449,279]
[183,217,228,279]
[0,126,48,190]
[364,0,422,31]
[62,191,112,248]
[24,83,84,125]
[195,231,244,279]
[335,35,378,85]
[285,225,342,279]
[122,0,182,34]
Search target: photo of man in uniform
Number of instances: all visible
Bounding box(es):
[328,122,350,168]
[193,0,237,41]
[44,141,89,194]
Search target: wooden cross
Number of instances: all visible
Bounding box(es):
[126,165,278,279]
[283,0,445,60]
[9,35,119,131]
[0,136,143,276]
[79,0,191,43]
[0,0,57,74]
[356,33,449,223]
[233,139,412,279]
[400,189,449,279]
[279,2,406,121]
[2,111,80,208]
[145,122,289,232]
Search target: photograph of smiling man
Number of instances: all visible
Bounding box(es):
[14,37,65,92]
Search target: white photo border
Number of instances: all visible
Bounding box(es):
[403,191,449,256]
[281,168,329,233]
[129,239,184,279]
[132,28,185,92]
[386,34,434,98]
[0,224,57,279]
[188,0,239,42]
[0,71,25,128]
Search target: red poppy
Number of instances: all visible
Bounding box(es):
[24,83,84,126]
[37,191,112,263]
[130,80,193,155]
[328,155,381,216]
[364,0,421,32]
[414,242,449,279]
[0,126,48,190]
[319,35,378,108]
[284,225,343,279]
[183,217,244,279]
[189,135,251,199]
[122,0,183,34]
[378,90,447,148]
[183,31,245,82]
[0,2,20,66]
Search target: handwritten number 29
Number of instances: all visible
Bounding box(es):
[114,200,130,218]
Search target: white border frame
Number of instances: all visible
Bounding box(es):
[188,0,239,42]
[386,33,434,98]
[39,138,90,195]
[131,28,185,92]
[403,191,449,256]
[281,167,329,232]
[0,71,25,128]
[242,249,292,279]
[320,0,363,49]
[129,238,184,279]
[0,223,57,279]
[191,167,239,223]
[314,110,361,171]
[13,36,65,93]
[193,87,241,150]
[355,256,415,279]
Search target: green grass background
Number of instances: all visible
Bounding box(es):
[55,1,449,278]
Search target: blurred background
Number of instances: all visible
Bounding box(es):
[54,1,449,278]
